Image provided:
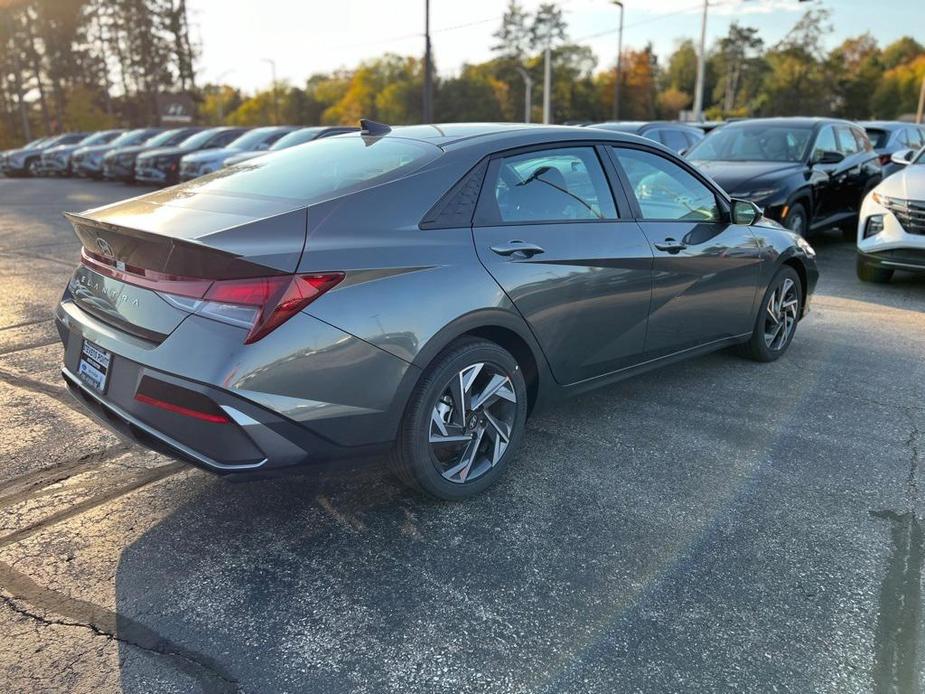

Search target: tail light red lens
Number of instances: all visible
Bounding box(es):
[79,248,344,344]
[205,273,344,344]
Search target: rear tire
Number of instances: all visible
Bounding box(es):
[739,266,802,363]
[389,338,527,500]
[856,256,893,283]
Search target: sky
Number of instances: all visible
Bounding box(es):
[189,0,920,92]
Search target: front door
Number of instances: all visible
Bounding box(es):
[472,145,653,385]
[608,145,764,359]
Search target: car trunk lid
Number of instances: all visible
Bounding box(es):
[65,190,309,342]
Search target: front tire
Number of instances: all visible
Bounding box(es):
[784,202,808,237]
[856,256,893,283]
[740,266,802,362]
[390,338,527,500]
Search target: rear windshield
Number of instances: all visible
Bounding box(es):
[864,128,889,148]
[176,135,442,203]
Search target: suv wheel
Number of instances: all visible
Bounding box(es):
[390,338,527,499]
[740,266,802,362]
[784,203,808,237]
[856,256,893,283]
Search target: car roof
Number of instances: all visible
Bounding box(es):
[858,120,920,130]
[720,117,858,129]
[355,122,659,153]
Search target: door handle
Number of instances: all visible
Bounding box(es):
[654,238,687,253]
[490,240,545,258]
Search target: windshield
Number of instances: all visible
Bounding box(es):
[110,130,153,147]
[223,128,286,151]
[177,135,442,203]
[688,125,813,162]
[79,131,119,146]
[270,128,324,150]
[177,129,224,150]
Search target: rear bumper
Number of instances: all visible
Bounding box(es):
[55,295,414,475]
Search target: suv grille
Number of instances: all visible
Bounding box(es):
[879,195,925,235]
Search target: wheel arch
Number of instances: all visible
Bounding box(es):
[405,309,552,417]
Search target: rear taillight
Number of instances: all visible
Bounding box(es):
[202,273,344,344]
[79,248,343,343]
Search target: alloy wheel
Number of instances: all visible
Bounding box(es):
[428,362,518,484]
[763,277,799,351]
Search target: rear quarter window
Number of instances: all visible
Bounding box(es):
[174,136,442,204]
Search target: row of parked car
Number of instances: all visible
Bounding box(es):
[0,124,357,185]
[2,116,923,284]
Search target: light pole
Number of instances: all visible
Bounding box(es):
[692,0,708,122]
[262,58,279,124]
[423,0,433,123]
[542,37,552,124]
[612,1,624,121]
[216,69,234,123]
[515,67,533,123]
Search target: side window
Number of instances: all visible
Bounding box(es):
[812,126,838,160]
[490,147,617,223]
[904,128,923,148]
[852,128,872,152]
[659,129,689,153]
[613,147,720,222]
[836,126,861,155]
[915,129,925,147]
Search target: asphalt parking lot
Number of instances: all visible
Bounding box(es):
[0,177,923,694]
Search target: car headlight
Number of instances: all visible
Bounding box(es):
[795,236,816,257]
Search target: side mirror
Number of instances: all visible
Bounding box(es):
[731,198,761,226]
[891,148,915,166]
[815,150,844,165]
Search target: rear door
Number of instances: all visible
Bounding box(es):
[608,145,763,359]
[472,145,653,385]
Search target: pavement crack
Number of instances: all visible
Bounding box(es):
[903,407,922,511]
[0,337,61,356]
[0,462,186,548]
[0,562,239,693]
[0,443,133,509]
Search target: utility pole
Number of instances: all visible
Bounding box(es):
[515,66,533,123]
[423,0,433,123]
[216,69,234,123]
[262,58,279,124]
[692,0,708,122]
[917,73,925,124]
[542,30,552,124]
[612,1,624,120]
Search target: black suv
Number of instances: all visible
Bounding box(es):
[686,117,882,238]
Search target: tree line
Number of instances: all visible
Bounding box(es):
[1,1,923,148]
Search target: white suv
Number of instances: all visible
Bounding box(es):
[856,146,925,282]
